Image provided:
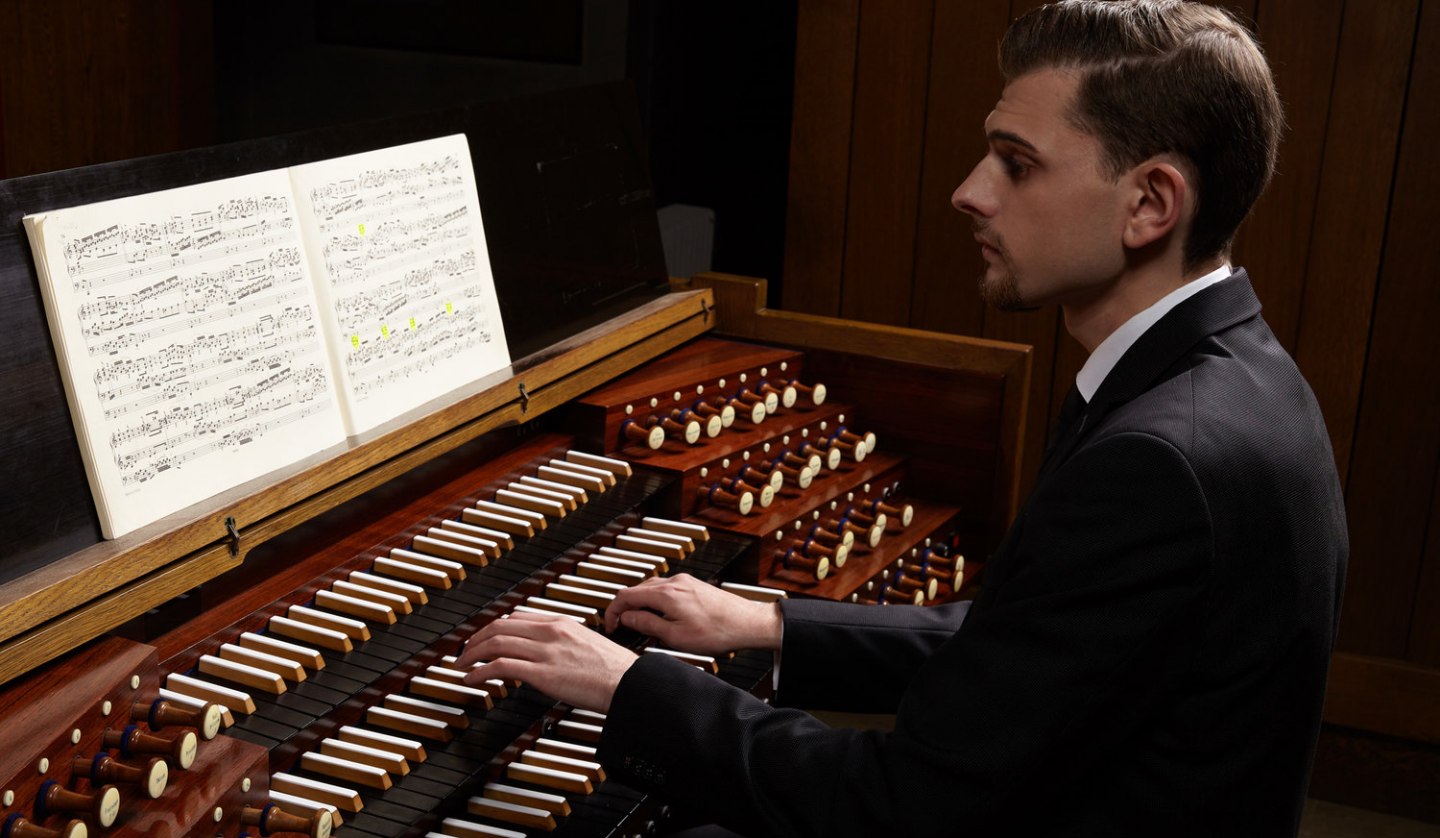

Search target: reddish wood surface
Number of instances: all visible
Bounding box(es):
[1337,0,1440,662]
[782,0,861,318]
[839,0,936,327]
[0,635,270,836]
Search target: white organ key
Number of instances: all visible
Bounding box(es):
[563,450,631,478]
[481,782,571,815]
[238,631,326,669]
[506,481,576,512]
[465,796,556,831]
[537,464,606,492]
[300,752,393,790]
[218,642,307,682]
[518,475,587,504]
[412,535,489,567]
[423,528,501,560]
[461,507,534,538]
[473,499,546,530]
[495,488,566,518]
[384,694,470,729]
[288,605,371,641]
[366,706,452,742]
[198,654,286,695]
[439,519,514,550]
[390,548,466,581]
[269,615,354,653]
[165,672,256,715]
[314,589,397,625]
[331,579,413,615]
[349,570,429,604]
[337,725,427,762]
[270,773,364,813]
[409,676,493,709]
[372,555,452,589]
[318,738,410,776]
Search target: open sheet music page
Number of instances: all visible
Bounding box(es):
[23,171,348,539]
[289,134,510,435]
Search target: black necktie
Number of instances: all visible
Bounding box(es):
[1041,385,1087,473]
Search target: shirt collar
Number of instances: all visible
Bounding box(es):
[1075,264,1233,402]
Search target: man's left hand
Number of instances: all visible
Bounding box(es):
[455,612,638,713]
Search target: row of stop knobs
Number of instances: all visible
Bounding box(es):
[621,379,827,449]
[851,544,965,605]
[771,495,914,581]
[1,700,329,838]
[699,428,877,516]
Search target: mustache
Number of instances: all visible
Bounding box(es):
[971,220,1003,252]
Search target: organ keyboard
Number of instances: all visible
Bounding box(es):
[0,89,1029,838]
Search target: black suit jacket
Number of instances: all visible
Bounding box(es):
[598,272,1347,837]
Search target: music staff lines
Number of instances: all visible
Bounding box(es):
[84,284,313,357]
[100,341,326,420]
[65,211,299,291]
[331,249,479,329]
[117,394,335,489]
[346,306,497,400]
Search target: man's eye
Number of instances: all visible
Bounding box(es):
[1001,155,1030,178]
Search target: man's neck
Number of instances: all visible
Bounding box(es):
[1061,255,1228,353]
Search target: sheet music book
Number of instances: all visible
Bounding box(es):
[23,134,509,539]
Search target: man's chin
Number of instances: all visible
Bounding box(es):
[978,272,1030,311]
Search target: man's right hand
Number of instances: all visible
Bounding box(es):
[604,573,783,655]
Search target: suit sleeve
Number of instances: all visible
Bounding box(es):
[597,432,1213,836]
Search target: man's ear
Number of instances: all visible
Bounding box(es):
[1122,159,1188,250]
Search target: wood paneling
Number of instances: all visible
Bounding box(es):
[1340,0,1440,661]
[782,0,861,317]
[0,0,213,177]
[839,0,936,326]
[784,0,1440,756]
[1292,0,1420,483]
[1232,0,1344,352]
[909,2,1012,346]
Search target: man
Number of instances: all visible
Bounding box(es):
[459,2,1347,835]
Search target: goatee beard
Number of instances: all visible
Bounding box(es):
[973,222,1028,311]
[979,269,1026,311]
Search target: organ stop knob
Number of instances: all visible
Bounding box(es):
[71,753,168,799]
[242,803,333,838]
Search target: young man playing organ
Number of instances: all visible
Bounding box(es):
[459,2,1347,834]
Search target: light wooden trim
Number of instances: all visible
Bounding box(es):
[1324,652,1440,744]
[0,290,714,683]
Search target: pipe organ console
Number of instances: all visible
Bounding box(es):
[0,293,1027,836]
[0,89,1029,838]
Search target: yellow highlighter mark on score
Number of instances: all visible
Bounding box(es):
[445,301,454,315]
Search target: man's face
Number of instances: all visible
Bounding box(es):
[952,69,1132,310]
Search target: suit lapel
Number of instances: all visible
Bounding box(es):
[976,272,1264,608]
[1041,271,1264,476]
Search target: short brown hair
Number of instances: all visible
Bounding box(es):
[1000,0,1283,270]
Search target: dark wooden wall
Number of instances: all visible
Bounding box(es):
[784,0,1440,818]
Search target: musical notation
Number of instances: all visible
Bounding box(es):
[22,135,507,538]
[290,133,508,434]
[25,168,347,537]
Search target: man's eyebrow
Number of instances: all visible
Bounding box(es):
[987,129,1038,152]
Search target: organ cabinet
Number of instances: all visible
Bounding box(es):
[0,87,1030,837]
